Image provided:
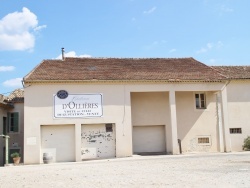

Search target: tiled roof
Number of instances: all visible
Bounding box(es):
[24,57,226,82]
[0,94,14,109]
[5,89,24,103]
[0,102,13,109]
[212,66,250,79]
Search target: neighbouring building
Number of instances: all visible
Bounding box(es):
[22,57,250,164]
[0,89,24,166]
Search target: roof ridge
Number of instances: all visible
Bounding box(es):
[63,57,194,60]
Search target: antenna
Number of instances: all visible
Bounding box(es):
[61,47,65,60]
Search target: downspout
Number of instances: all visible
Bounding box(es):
[21,79,25,88]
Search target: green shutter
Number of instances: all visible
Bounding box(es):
[3,117,7,135]
[13,112,19,132]
[7,112,10,133]
[7,112,19,132]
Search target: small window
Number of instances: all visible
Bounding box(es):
[8,112,19,132]
[195,93,206,109]
[230,128,242,134]
[198,137,210,144]
[105,124,113,132]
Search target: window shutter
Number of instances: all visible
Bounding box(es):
[7,112,10,133]
[3,117,7,135]
[13,113,19,132]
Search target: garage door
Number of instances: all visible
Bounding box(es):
[81,124,116,160]
[133,125,166,154]
[41,125,75,162]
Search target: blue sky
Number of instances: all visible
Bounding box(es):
[1,0,250,94]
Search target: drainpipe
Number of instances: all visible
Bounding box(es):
[0,134,10,165]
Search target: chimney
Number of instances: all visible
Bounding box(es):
[61,47,65,60]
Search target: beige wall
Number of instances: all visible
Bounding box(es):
[24,84,133,164]
[130,91,220,153]
[24,82,226,164]
[226,81,250,151]
[131,92,170,126]
[176,91,219,153]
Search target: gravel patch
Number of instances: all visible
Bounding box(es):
[0,152,250,188]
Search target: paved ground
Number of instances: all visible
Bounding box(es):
[0,152,250,188]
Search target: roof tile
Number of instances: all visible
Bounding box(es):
[24,57,226,82]
[212,66,250,79]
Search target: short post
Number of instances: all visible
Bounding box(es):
[178,139,182,154]
[0,134,10,165]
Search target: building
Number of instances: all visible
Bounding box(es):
[212,66,250,151]
[0,89,24,166]
[22,57,250,164]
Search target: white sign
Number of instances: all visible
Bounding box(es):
[54,94,103,118]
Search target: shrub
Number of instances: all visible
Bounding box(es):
[243,136,250,150]
[10,152,21,158]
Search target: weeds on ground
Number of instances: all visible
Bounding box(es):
[243,136,250,150]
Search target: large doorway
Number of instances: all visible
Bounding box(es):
[133,125,166,154]
[41,125,75,163]
[81,124,116,160]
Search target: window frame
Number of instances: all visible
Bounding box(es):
[105,124,113,132]
[195,93,206,109]
[8,112,19,133]
[229,128,242,134]
[197,136,211,146]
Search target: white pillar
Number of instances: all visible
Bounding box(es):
[116,86,133,157]
[75,123,82,161]
[216,93,224,152]
[221,87,231,152]
[169,90,179,154]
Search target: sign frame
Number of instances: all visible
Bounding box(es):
[53,93,103,118]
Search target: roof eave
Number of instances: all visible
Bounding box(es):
[0,102,14,109]
[24,79,225,84]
